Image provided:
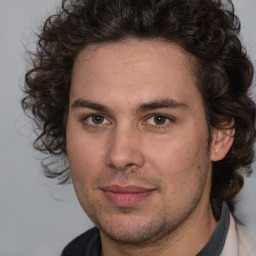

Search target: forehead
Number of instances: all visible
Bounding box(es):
[70,40,201,110]
[75,40,194,70]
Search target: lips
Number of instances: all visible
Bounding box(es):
[101,185,156,207]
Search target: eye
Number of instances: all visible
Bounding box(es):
[146,114,173,127]
[83,114,111,126]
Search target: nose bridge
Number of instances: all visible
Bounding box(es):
[105,123,145,171]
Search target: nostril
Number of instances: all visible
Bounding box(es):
[107,162,136,172]
[104,131,145,171]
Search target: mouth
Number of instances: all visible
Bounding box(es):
[101,185,156,207]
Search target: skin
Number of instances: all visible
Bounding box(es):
[66,40,234,256]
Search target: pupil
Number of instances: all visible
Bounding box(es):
[92,115,103,124]
[154,116,166,125]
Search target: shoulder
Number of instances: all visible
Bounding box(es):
[236,220,256,256]
[221,213,256,256]
[61,227,101,256]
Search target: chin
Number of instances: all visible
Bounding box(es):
[96,212,180,246]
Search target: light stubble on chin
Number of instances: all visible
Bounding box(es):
[97,189,204,248]
[93,175,207,248]
[77,159,211,248]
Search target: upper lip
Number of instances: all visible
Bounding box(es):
[101,185,156,193]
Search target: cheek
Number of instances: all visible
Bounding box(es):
[145,137,210,208]
[67,128,106,181]
[147,139,197,171]
[66,132,104,211]
[145,131,209,184]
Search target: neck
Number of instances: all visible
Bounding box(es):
[100,201,218,256]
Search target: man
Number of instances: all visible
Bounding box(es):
[22,0,256,255]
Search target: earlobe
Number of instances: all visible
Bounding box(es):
[210,126,235,162]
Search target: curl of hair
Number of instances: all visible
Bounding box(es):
[22,0,255,211]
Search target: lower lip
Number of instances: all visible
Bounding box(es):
[103,190,155,207]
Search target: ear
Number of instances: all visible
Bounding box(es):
[210,122,235,162]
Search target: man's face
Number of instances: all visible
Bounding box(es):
[67,40,215,244]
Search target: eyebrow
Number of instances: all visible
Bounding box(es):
[71,99,111,112]
[135,99,188,113]
[71,98,188,113]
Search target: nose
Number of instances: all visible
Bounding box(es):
[105,127,145,172]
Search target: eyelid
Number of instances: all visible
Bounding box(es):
[143,113,175,127]
[80,112,174,129]
[81,113,112,126]
[146,113,175,121]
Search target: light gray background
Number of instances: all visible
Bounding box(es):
[0,0,256,255]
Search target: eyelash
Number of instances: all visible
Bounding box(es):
[144,114,174,129]
[81,113,174,130]
[81,114,111,128]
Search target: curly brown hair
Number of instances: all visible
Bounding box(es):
[22,0,255,212]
